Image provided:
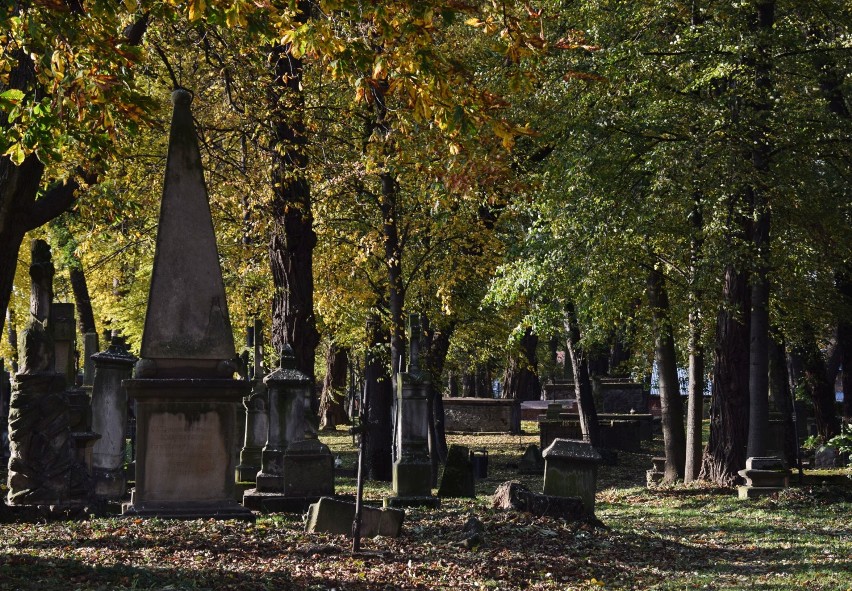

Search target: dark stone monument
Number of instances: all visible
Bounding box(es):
[236,319,268,483]
[438,444,476,498]
[738,456,789,499]
[385,315,439,509]
[542,438,602,516]
[492,481,586,520]
[517,444,544,475]
[122,89,252,521]
[242,346,334,512]
[6,241,86,508]
[90,336,136,500]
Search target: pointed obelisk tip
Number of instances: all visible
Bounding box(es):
[171,88,193,106]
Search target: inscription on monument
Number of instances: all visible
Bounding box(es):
[143,412,227,501]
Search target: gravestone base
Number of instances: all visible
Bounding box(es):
[241,490,321,513]
[282,439,335,498]
[93,467,126,500]
[306,497,404,537]
[737,456,789,500]
[122,379,254,521]
[646,456,666,487]
[384,495,441,509]
[235,454,262,483]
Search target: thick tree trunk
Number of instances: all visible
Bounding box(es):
[364,315,393,481]
[701,264,751,485]
[647,267,686,482]
[565,304,600,446]
[840,323,852,420]
[501,327,541,401]
[5,308,18,373]
[319,342,350,431]
[268,4,319,385]
[746,0,775,459]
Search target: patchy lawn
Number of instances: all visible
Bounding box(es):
[1,428,850,590]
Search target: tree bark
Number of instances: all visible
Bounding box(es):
[795,331,841,442]
[701,264,751,485]
[768,336,797,467]
[319,342,350,431]
[268,3,319,385]
[69,264,96,335]
[647,266,686,482]
[746,0,775,459]
[565,304,600,446]
[364,314,393,481]
[501,327,541,401]
[685,193,705,483]
[422,314,454,482]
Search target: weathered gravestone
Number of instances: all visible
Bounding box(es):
[243,345,334,512]
[542,438,602,516]
[438,444,476,498]
[6,241,89,508]
[122,89,252,521]
[517,444,544,475]
[90,336,136,500]
[306,496,404,538]
[385,315,439,509]
[236,319,268,483]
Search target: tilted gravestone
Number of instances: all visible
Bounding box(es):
[122,89,252,521]
[438,444,476,498]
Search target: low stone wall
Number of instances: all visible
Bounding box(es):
[443,398,521,434]
[539,415,646,453]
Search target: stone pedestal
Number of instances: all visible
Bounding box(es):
[738,456,789,499]
[6,373,74,506]
[90,341,136,500]
[123,379,253,520]
[542,438,602,516]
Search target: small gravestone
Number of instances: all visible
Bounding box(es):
[646,456,666,487]
[306,497,404,538]
[738,456,789,499]
[518,444,544,475]
[545,403,563,420]
[814,446,842,469]
[542,438,602,516]
[438,444,476,498]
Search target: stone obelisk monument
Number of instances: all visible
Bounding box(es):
[122,88,252,520]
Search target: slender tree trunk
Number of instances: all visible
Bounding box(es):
[364,314,393,481]
[268,2,319,385]
[565,304,600,446]
[701,264,751,485]
[380,172,405,381]
[647,266,686,482]
[746,0,775,459]
[319,342,350,430]
[422,315,453,466]
[501,327,541,401]
[685,193,705,483]
[69,264,96,335]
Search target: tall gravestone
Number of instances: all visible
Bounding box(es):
[236,319,268,483]
[385,315,439,508]
[6,241,78,507]
[90,336,136,500]
[122,89,252,520]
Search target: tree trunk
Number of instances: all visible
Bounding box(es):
[364,314,393,481]
[840,323,852,421]
[684,192,705,483]
[795,331,841,442]
[69,264,96,335]
[5,308,18,373]
[380,172,405,381]
[701,264,751,485]
[565,304,600,446]
[422,315,454,482]
[268,3,319,386]
[501,327,541,401]
[319,342,350,431]
[647,267,686,482]
[746,0,775,459]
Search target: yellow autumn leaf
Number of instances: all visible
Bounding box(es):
[188,0,205,22]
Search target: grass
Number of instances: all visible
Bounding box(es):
[1,426,850,590]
